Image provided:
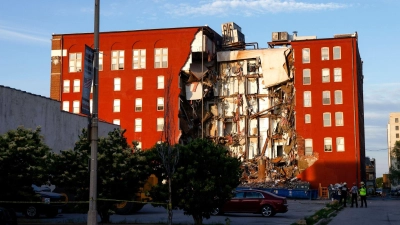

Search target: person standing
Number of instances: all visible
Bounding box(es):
[350,182,358,207]
[359,181,367,208]
[340,182,348,207]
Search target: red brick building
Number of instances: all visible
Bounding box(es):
[50,26,221,149]
[291,33,366,187]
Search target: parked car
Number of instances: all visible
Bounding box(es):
[2,184,67,219]
[0,207,17,225]
[211,189,288,217]
[375,188,382,196]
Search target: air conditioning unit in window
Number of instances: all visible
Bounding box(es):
[136,107,142,111]
[272,32,288,42]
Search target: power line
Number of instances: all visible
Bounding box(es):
[365,148,388,151]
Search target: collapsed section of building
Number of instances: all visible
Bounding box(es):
[178,22,317,189]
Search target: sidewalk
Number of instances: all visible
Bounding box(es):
[328,196,400,225]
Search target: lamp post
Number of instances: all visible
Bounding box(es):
[87,0,100,224]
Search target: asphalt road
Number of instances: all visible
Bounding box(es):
[17,199,330,225]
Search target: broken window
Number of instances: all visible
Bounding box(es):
[323,112,331,127]
[135,98,142,112]
[305,114,311,123]
[305,139,313,156]
[324,138,332,152]
[336,137,345,151]
[322,68,330,83]
[303,69,311,85]
[321,47,329,60]
[334,68,342,82]
[135,118,142,132]
[333,46,341,60]
[302,48,310,63]
[111,50,124,70]
[323,91,331,105]
[335,112,344,126]
[304,91,311,107]
[334,90,343,104]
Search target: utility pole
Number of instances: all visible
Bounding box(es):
[87,0,100,224]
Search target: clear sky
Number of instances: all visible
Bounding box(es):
[1,0,398,178]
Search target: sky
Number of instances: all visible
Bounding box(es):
[1,0,399,178]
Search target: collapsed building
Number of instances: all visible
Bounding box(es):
[179,22,317,189]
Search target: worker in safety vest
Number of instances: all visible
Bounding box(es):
[359,181,367,208]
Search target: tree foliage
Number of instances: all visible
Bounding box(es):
[389,140,400,186]
[150,138,242,225]
[0,126,51,202]
[48,128,152,222]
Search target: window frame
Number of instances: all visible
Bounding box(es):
[333,46,341,60]
[334,90,343,104]
[136,77,143,90]
[135,98,142,112]
[113,99,121,112]
[322,68,330,83]
[323,112,331,127]
[73,100,80,114]
[305,114,311,124]
[321,47,329,60]
[62,101,69,111]
[157,97,164,111]
[73,79,80,93]
[113,119,120,125]
[336,137,345,152]
[304,91,311,107]
[69,52,82,73]
[302,48,310,63]
[98,51,103,71]
[305,139,313,156]
[323,91,331,105]
[133,49,146,69]
[334,68,342,82]
[157,75,165,89]
[111,50,124,70]
[157,118,164,131]
[135,118,142,132]
[303,69,311,85]
[335,112,344,126]
[63,80,70,93]
[114,77,121,91]
[324,137,333,152]
[154,48,168,68]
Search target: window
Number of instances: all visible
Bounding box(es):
[336,137,345,152]
[73,79,80,92]
[136,77,143,90]
[111,50,124,70]
[133,49,146,69]
[157,97,164,111]
[321,47,329,60]
[69,53,82,72]
[136,141,142,149]
[73,100,80,114]
[114,78,121,91]
[135,98,142,112]
[333,46,341,60]
[334,68,342,82]
[305,139,313,156]
[98,51,103,71]
[303,69,311,85]
[157,118,164,131]
[304,91,311,107]
[154,48,168,68]
[335,112,344,126]
[396,133,399,139]
[63,80,70,93]
[323,113,331,127]
[322,69,330,83]
[323,91,331,105]
[324,138,332,152]
[113,119,120,125]
[334,90,343,104]
[157,76,164,89]
[135,118,142,132]
[113,99,120,112]
[396,126,399,131]
[302,48,310,63]
[305,114,311,123]
[395,118,399,123]
[62,101,69,111]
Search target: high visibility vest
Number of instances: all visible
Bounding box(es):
[360,187,366,196]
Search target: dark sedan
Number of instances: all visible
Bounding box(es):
[211,189,288,217]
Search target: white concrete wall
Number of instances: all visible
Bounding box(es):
[0,86,118,153]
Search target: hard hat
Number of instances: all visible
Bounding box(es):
[360,181,365,185]
[343,182,347,185]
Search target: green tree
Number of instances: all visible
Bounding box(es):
[376,177,383,188]
[150,138,242,225]
[0,126,51,202]
[389,140,400,186]
[49,128,152,223]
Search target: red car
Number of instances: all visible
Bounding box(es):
[211,189,288,217]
